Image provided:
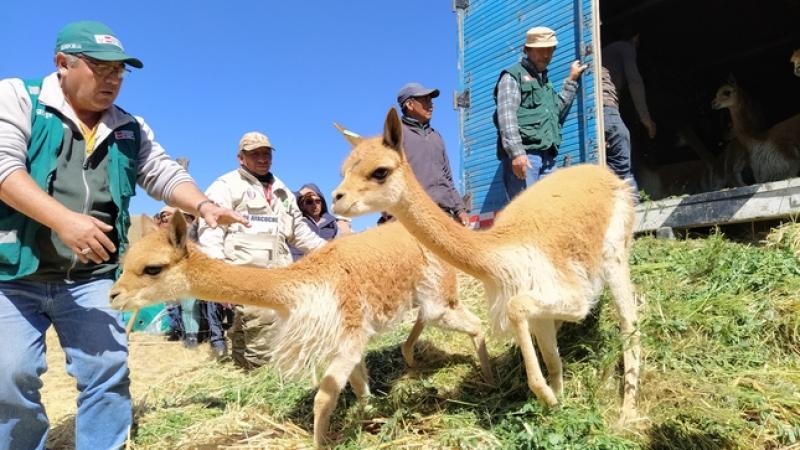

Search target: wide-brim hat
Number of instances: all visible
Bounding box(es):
[55,21,143,68]
[525,26,558,48]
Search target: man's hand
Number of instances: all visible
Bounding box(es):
[53,211,117,264]
[457,210,470,227]
[200,202,249,228]
[568,60,588,81]
[643,118,657,139]
[511,155,532,180]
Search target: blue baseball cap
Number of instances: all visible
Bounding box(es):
[397,82,440,106]
[55,21,143,69]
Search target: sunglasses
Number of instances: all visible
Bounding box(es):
[302,198,323,206]
[76,54,130,79]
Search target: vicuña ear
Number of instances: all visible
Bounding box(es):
[141,215,159,236]
[382,107,403,153]
[333,122,363,147]
[726,73,738,85]
[168,211,188,255]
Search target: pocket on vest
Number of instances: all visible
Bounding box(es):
[0,230,20,265]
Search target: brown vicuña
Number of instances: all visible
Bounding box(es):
[712,78,800,183]
[109,213,492,447]
[331,108,641,424]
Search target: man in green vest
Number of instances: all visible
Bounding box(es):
[0,21,246,450]
[494,26,588,201]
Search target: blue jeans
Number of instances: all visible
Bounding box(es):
[167,303,183,336]
[203,301,227,349]
[603,106,640,198]
[501,150,557,201]
[0,277,131,450]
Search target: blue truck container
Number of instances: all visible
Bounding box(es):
[455,1,800,232]
[455,0,603,227]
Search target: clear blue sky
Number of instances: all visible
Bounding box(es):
[1,0,462,231]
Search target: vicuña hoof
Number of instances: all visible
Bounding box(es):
[532,385,558,407]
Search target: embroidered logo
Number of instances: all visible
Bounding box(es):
[34,108,53,119]
[94,34,124,50]
[59,43,82,51]
[114,130,135,140]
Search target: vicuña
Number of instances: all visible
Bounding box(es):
[331,108,641,424]
[109,213,492,447]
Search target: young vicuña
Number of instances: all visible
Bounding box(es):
[331,108,641,423]
[109,213,492,446]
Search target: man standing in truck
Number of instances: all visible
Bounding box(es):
[494,26,587,200]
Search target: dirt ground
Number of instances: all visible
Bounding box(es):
[40,328,213,448]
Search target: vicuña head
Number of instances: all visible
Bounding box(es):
[711,76,741,111]
[110,212,192,310]
[331,112,409,216]
[791,49,800,77]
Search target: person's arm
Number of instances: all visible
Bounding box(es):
[0,78,114,264]
[621,43,655,137]
[133,117,247,227]
[287,198,327,252]
[497,73,534,180]
[196,180,231,260]
[437,133,468,225]
[557,61,587,123]
[1,170,116,264]
[496,73,526,159]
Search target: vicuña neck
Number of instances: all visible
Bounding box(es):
[184,247,295,315]
[391,165,496,279]
[729,95,765,144]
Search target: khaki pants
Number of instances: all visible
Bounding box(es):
[229,305,278,370]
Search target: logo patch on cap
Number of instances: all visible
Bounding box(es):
[94,34,123,50]
[59,43,82,51]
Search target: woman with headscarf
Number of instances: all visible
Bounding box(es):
[290,183,352,260]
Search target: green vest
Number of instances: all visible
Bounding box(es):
[495,62,561,158]
[0,79,139,281]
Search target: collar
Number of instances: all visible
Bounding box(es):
[521,58,547,81]
[237,168,290,195]
[401,115,432,133]
[38,73,136,153]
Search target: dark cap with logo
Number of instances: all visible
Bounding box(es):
[55,21,143,68]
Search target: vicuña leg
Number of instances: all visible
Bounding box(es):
[605,260,641,424]
[508,292,591,406]
[531,318,563,396]
[431,305,494,384]
[314,348,362,447]
[507,294,557,406]
[401,314,426,368]
[347,360,371,405]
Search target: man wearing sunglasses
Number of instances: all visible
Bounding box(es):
[0,21,246,449]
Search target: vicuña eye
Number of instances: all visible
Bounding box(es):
[370,168,389,182]
[143,265,163,276]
